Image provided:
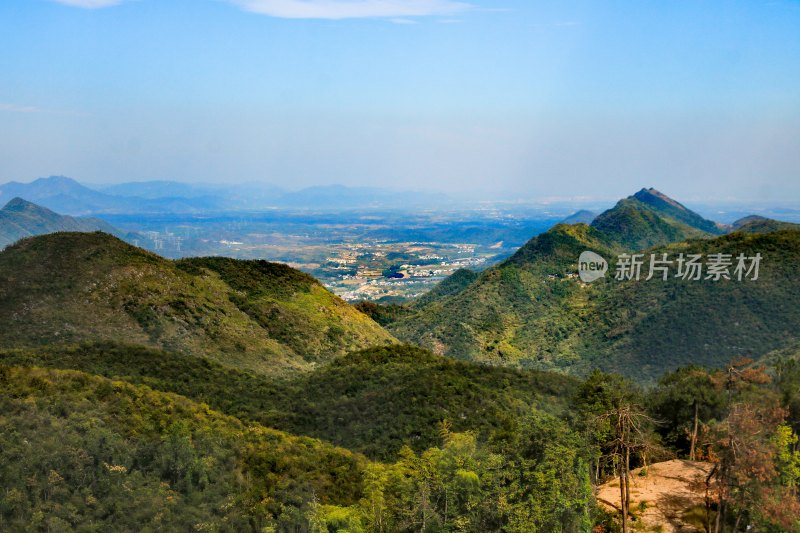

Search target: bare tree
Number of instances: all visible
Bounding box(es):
[599,403,658,533]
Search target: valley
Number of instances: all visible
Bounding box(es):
[97,207,559,302]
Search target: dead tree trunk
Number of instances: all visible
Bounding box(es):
[690,400,699,461]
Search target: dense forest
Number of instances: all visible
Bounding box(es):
[2,342,799,531]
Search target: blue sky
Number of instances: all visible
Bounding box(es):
[1,0,799,201]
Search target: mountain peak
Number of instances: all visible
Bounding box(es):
[591,187,725,243]
[1,197,44,212]
[36,175,81,184]
[632,187,686,211]
[730,215,800,234]
[732,215,769,229]
[31,175,88,192]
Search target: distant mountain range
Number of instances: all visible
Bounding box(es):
[0,176,220,215]
[386,188,800,380]
[0,176,451,215]
[99,180,229,199]
[0,197,119,248]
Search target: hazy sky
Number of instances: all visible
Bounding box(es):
[1,0,799,201]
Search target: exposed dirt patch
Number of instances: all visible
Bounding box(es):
[597,459,715,532]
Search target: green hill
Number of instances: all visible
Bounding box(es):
[731,215,800,234]
[389,190,800,381]
[0,232,394,375]
[271,344,578,459]
[590,188,720,251]
[388,223,615,366]
[0,342,578,461]
[561,209,597,225]
[585,229,800,378]
[0,197,119,248]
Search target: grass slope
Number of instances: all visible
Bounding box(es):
[176,256,394,363]
[0,232,394,375]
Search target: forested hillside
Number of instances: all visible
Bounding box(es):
[388,191,800,380]
[0,363,595,532]
[0,232,394,375]
[3,345,799,531]
[0,342,577,461]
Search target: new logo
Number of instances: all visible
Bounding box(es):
[578,251,608,283]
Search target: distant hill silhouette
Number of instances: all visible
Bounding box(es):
[561,209,597,225]
[731,215,800,233]
[0,197,119,248]
[0,176,451,213]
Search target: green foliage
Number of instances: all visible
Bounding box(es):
[0,365,367,532]
[329,414,593,532]
[628,188,723,235]
[0,342,578,462]
[389,223,616,369]
[354,301,414,327]
[0,362,594,532]
[774,424,800,492]
[175,256,317,299]
[734,217,800,234]
[570,370,650,482]
[590,197,710,251]
[594,230,800,380]
[0,232,394,375]
[4,204,800,531]
[282,345,578,460]
[692,361,800,532]
[774,354,800,435]
[412,268,479,309]
[649,366,725,455]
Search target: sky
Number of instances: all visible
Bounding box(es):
[0,0,799,201]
